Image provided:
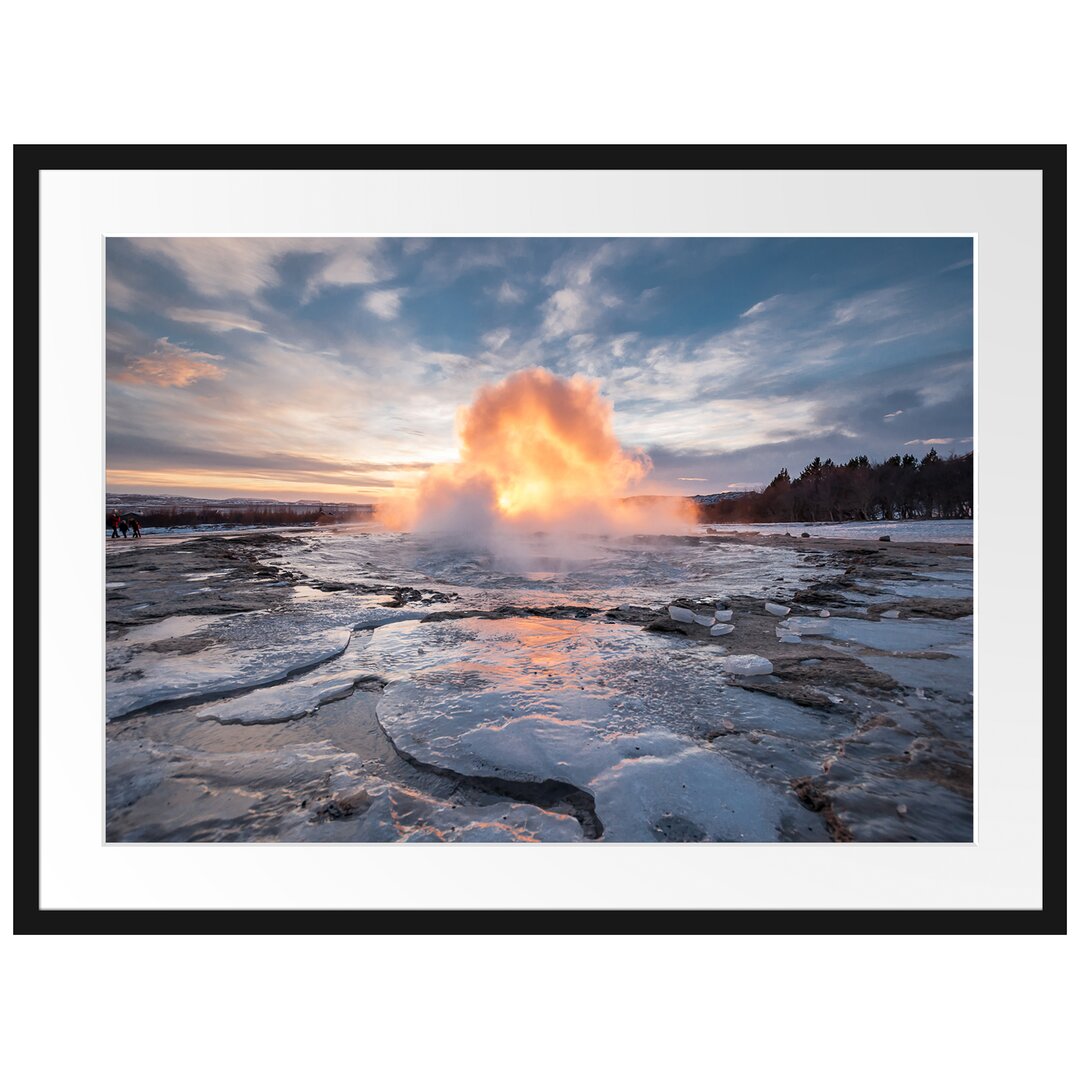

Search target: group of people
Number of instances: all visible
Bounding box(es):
[109,511,141,539]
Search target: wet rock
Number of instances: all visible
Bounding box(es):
[790,777,853,841]
[869,597,973,620]
[604,604,660,625]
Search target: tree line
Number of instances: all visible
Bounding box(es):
[105,506,375,529]
[696,449,973,524]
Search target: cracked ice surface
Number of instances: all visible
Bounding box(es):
[370,616,822,841]
[106,576,430,721]
[106,738,582,842]
[106,524,972,842]
[107,626,353,720]
[195,632,381,724]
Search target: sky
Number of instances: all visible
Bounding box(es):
[105,236,974,501]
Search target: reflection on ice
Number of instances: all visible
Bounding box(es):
[106,523,973,842]
[371,617,824,841]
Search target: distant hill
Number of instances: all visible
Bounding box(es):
[106,493,374,514]
[690,491,755,506]
[105,493,375,529]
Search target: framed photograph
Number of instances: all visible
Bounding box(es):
[16,145,1064,932]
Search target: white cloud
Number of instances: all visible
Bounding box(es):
[740,294,782,318]
[904,437,954,445]
[131,237,386,301]
[833,286,909,326]
[539,242,627,339]
[166,307,266,334]
[541,287,591,337]
[495,281,525,304]
[312,248,380,290]
[131,238,291,297]
[883,409,904,420]
[106,276,140,311]
[363,288,406,320]
[482,327,512,351]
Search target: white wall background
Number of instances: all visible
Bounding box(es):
[2,4,1075,1080]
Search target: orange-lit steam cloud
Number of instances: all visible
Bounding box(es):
[382,368,692,534]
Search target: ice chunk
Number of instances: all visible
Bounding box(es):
[714,609,733,622]
[720,655,774,676]
[819,609,830,618]
[881,609,901,619]
[668,605,695,623]
[777,633,802,644]
[693,613,715,627]
[710,623,734,636]
[764,602,790,617]
[106,627,353,720]
[197,672,372,724]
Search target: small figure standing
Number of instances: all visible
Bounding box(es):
[119,517,129,539]
[110,512,120,539]
[131,518,142,539]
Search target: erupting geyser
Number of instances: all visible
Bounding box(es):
[383,368,688,534]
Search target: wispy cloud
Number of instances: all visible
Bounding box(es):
[132,237,386,301]
[740,294,781,318]
[105,236,973,499]
[904,437,954,445]
[166,308,266,334]
[482,327,512,351]
[833,285,910,327]
[111,338,226,388]
[539,242,624,339]
[363,288,406,320]
[304,241,383,299]
[541,287,591,337]
[495,281,525,304]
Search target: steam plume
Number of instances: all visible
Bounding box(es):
[381,368,691,536]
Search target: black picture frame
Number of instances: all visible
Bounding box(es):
[14,144,1067,934]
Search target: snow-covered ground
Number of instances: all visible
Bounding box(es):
[700,519,972,543]
[105,525,973,843]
